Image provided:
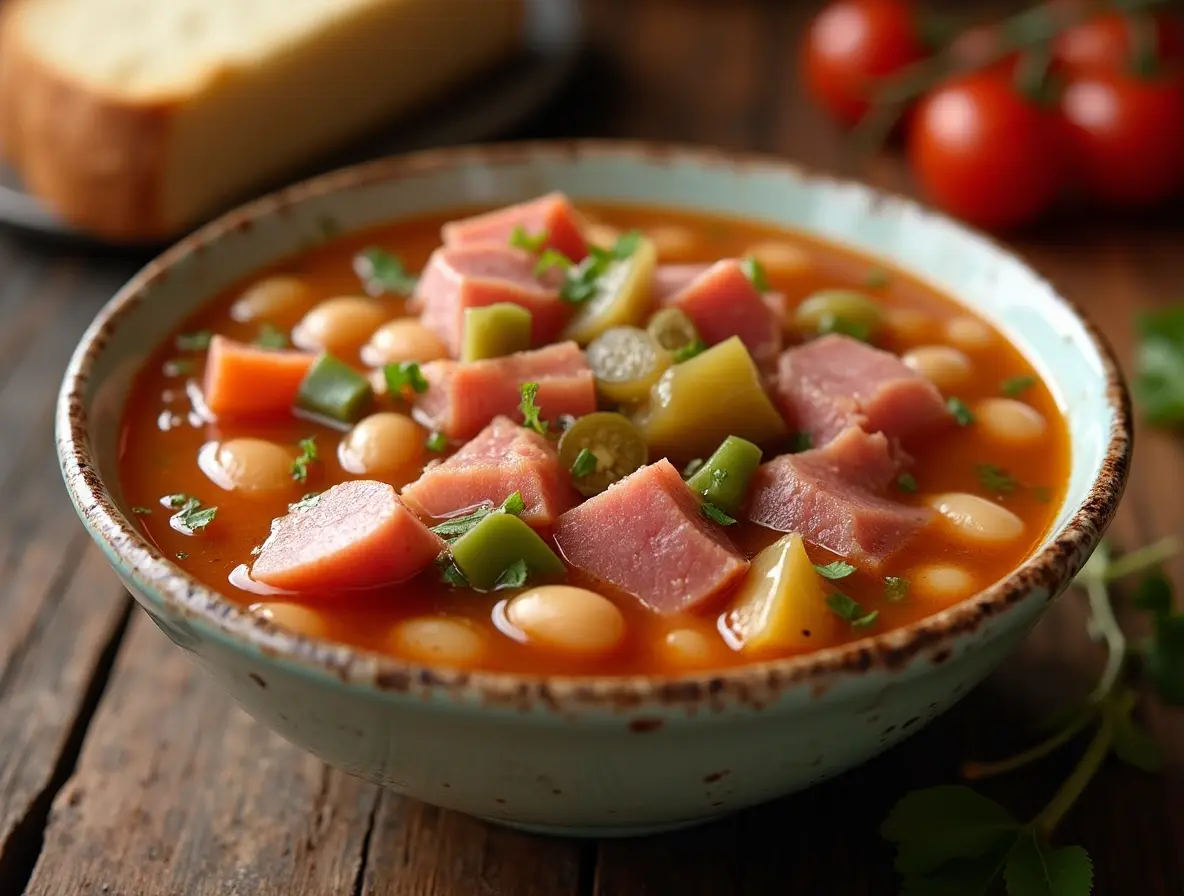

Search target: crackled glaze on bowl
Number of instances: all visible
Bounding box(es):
[57,142,1130,836]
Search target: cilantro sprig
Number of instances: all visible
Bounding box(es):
[519,382,548,435]
[166,494,217,534]
[384,361,429,396]
[534,232,643,305]
[430,492,525,543]
[354,247,418,296]
[883,536,1182,895]
[290,437,319,484]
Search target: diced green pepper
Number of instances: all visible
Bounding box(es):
[685,435,763,513]
[461,303,533,362]
[295,353,373,424]
[450,512,566,591]
[561,236,658,345]
[633,336,787,464]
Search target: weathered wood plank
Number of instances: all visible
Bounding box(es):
[24,614,380,896]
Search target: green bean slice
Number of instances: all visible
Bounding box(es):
[450,512,565,591]
[685,435,763,514]
[295,353,372,424]
[558,412,649,497]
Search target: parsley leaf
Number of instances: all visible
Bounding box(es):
[254,324,289,349]
[881,786,1019,876]
[534,248,573,277]
[1134,306,1184,425]
[672,338,707,363]
[131,506,153,515]
[740,256,770,292]
[290,437,319,484]
[163,493,191,508]
[384,361,429,395]
[289,492,321,512]
[947,396,975,426]
[519,382,547,435]
[438,558,469,588]
[701,502,737,526]
[176,551,189,561]
[494,558,530,590]
[826,593,879,628]
[175,330,212,352]
[789,431,813,453]
[430,492,525,542]
[1004,834,1093,896]
[611,230,642,260]
[170,497,217,534]
[1001,375,1037,397]
[501,491,526,516]
[897,472,918,493]
[682,458,705,479]
[885,576,910,601]
[548,232,642,304]
[571,447,598,479]
[976,463,1018,496]
[426,431,448,453]
[354,247,418,296]
[509,225,548,253]
[814,560,856,580]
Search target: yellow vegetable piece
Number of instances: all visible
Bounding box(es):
[726,534,842,654]
[561,236,658,346]
[633,336,787,463]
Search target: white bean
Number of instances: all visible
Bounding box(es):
[913,565,976,602]
[975,398,1047,444]
[393,617,486,666]
[929,492,1025,544]
[945,316,995,351]
[231,276,311,323]
[885,308,932,342]
[361,319,448,367]
[506,586,626,657]
[646,225,699,261]
[902,345,973,391]
[744,241,812,278]
[339,412,425,483]
[292,297,388,355]
[661,627,719,668]
[252,602,329,638]
[199,438,293,493]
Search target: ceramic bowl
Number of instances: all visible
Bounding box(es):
[57,141,1130,837]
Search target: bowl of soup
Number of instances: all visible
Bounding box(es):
[57,141,1129,836]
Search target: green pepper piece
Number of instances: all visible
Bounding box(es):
[295,353,372,424]
[795,289,883,341]
[450,512,566,591]
[461,303,533,362]
[685,435,763,514]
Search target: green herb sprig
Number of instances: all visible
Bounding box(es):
[354,247,418,296]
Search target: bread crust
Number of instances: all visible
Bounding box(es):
[0,0,176,242]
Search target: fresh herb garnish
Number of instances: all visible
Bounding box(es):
[254,324,289,349]
[290,437,319,484]
[289,492,321,512]
[883,537,1182,895]
[896,472,918,493]
[947,396,975,426]
[701,502,737,526]
[519,382,548,435]
[384,361,429,395]
[430,492,526,542]
[509,225,548,253]
[170,497,217,534]
[547,231,643,304]
[426,431,448,453]
[1134,306,1184,425]
[789,431,813,453]
[739,256,770,292]
[438,557,469,588]
[175,330,212,352]
[571,447,598,479]
[826,593,879,628]
[864,267,891,289]
[818,315,873,342]
[131,506,153,515]
[814,560,857,580]
[163,493,191,509]
[1001,375,1037,397]
[176,552,189,561]
[611,230,642,259]
[673,338,707,363]
[885,576,910,601]
[494,558,530,590]
[682,458,705,479]
[534,248,572,278]
[976,463,1018,496]
[354,247,418,296]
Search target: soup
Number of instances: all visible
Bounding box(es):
[118,193,1069,675]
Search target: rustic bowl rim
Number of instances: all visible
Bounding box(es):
[56,139,1132,712]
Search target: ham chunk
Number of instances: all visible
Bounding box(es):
[400,416,577,527]
[415,245,570,356]
[414,342,596,441]
[665,259,783,367]
[652,263,709,304]
[747,427,932,569]
[441,192,588,261]
[775,334,948,447]
[251,481,444,592]
[554,459,749,614]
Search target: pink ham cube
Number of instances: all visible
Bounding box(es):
[441,192,588,261]
[774,334,948,448]
[414,245,571,356]
[652,263,710,304]
[414,342,596,441]
[665,259,783,367]
[554,459,749,614]
[400,416,577,527]
[747,426,932,569]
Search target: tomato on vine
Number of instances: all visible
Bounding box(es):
[907,68,1066,230]
[1054,10,1184,75]
[803,0,929,126]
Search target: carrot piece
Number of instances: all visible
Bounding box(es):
[203,335,314,420]
[251,481,444,593]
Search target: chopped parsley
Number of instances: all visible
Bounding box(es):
[570,447,598,479]
[290,437,319,484]
[1001,374,1037,397]
[254,324,289,349]
[540,231,642,304]
[682,458,705,479]
[175,330,212,352]
[864,267,891,289]
[826,593,879,628]
[533,248,572,277]
[519,382,548,435]
[673,338,707,363]
[1134,305,1184,425]
[814,560,857,580]
[896,472,918,494]
[131,506,153,515]
[884,576,910,601]
[430,492,525,542]
[384,361,429,395]
[700,502,737,526]
[425,431,448,453]
[289,492,321,512]
[509,225,548,253]
[494,558,530,590]
[789,431,813,453]
[740,256,770,292]
[818,315,872,342]
[947,396,975,426]
[438,557,469,588]
[354,247,418,296]
[163,493,191,509]
[169,497,217,534]
[976,463,1017,495]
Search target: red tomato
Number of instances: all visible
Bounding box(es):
[1061,69,1184,207]
[907,71,1066,230]
[1054,11,1184,75]
[803,0,928,126]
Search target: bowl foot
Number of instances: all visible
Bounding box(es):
[475,810,732,839]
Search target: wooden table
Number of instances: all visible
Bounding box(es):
[2,2,1182,893]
